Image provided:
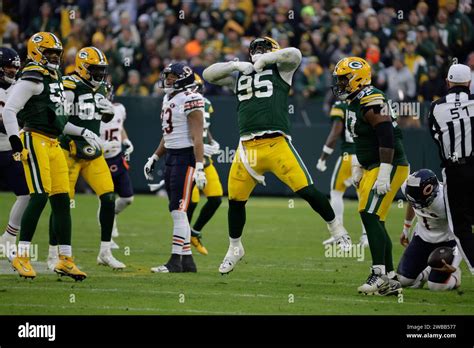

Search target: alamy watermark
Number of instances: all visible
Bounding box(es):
[324,243,365,261]
[381,100,421,119]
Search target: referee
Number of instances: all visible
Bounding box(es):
[429,64,474,275]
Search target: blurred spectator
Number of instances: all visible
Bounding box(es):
[115,26,140,71]
[385,55,416,102]
[366,45,387,91]
[113,11,140,47]
[294,56,326,98]
[26,2,59,37]
[404,39,428,91]
[467,52,474,93]
[64,47,77,75]
[418,66,446,102]
[116,70,149,97]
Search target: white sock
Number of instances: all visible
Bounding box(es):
[18,241,31,257]
[59,245,72,257]
[372,265,386,275]
[229,237,242,248]
[330,190,344,224]
[2,231,16,243]
[171,210,189,255]
[100,241,111,253]
[115,196,134,214]
[5,195,29,237]
[48,245,59,258]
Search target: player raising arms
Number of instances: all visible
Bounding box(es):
[332,57,409,295]
[3,32,102,280]
[144,63,206,273]
[204,36,351,275]
[187,74,223,255]
[48,47,125,270]
[100,82,134,241]
[0,47,30,260]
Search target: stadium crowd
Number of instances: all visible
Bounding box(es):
[2,0,474,104]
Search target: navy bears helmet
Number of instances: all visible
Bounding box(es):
[0,47,21,85]
[405,169,440,209]
[158,62,195,93]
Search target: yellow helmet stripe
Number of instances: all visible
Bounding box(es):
[91,47,106,64]
[50,33,61,48]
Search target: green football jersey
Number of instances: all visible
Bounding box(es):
[329,100,355,155]
[346,86,408,169]
[59,74,108,159]
[236,64,290,137]
[17,62,68,136]
[203,97,213,145]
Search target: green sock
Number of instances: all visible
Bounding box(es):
[380,221,394,273]
[49,212,58,246]
[296,185,335,222]
[228,200,246,239]
[20,193,48,242]
[360,211,386,266]
[187,202,198,224]
[99,192,115,242]
[193,196,222,232]
[49,193,71,245]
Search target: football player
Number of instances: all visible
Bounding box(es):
[187,74,223,256]
[144,63,206,273]
[203,36,351,275]
[3,32,101,280]
[398,169,461,291]
[48,46,125,270]
[316,99,368,248]
[100,82,134,242]
[332,57,409,295]
[0,47,30,261]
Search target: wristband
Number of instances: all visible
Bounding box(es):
[195,162,204,170]
[151,154,159,161]
[323,145,334,155]
[404,219,413,228]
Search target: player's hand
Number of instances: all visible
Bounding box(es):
[123,138,134,157]
[400,232,409,248]
[193,162,207,190]
[9,135,28,161]
[233,61,254,75]
[253,55,268,73]
[103,140,121,157]
[351,164,363,189]
[431,259,457,274]
[203,140,220,157]
[316,159,327,172]
[97,98,114,115]
[144,154,159,181]
[373,163,392,195]
[81,129,103,151]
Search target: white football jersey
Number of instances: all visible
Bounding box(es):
[161,90,204,149]
[402,183,452,244]
[100,103,126,159]
[0,85,13,151]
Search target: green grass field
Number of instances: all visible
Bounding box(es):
[0,192,472,315]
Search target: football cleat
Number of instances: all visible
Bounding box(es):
[191,236,208,255]
[54,255,87,281]
[110,238,119,249]
[182,254,197,272]
[11,256,36,279]
[151,254,182,273]
[0,234,17,262]
[322,236,335,245]
[359,233,369,248]
[357,268,389,295]
[97,249,126,270]
[327,221,352,252]
[47,255,59,271]
[219,243,245,275]
[378,276,403,296]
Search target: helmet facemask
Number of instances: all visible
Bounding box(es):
[87,64,108,87]
[249,38,273,63]
[331,74,351,100]
[1,60,20,85]
[42,48,63,70]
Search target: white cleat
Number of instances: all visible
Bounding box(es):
[97,249,126,270]
[327,221,352,252]
[110,238,120,249]
[219,243,245,275]
[322,236,335,245]
[0,234,16,262]
[47,256,59,271]
[358,233,369,248]
[358,268,390,295]
[150,265,170,273]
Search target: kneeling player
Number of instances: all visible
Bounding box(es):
[398,169,461,291]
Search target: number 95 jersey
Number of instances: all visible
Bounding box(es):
[161,91,204,149]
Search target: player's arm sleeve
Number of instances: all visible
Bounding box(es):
[184,94,205,116]
[329,105,344,122]
[203,62,237,90]
[273,48,302,85]
[3,79,43,137]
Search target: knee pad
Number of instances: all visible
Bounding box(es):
[171,210,188,223]
[120,196,134,205]
[229,199,247,208]
[398,275,416,287]
[100,192,116,206]
[295,185,316,201]
[49,193,70,214]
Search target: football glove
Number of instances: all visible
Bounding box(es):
[102,140,122,157]
[373,163,392,195]
[123,138,134,157]
[144,154,159,181]
[233,61,254,75]
[351,164,363,189]
[203,140,220,157]
[193,162,207,190]
[316,159,327,172]
[97,98,114,115]
[81,129,103,151]
[9,135,28,161]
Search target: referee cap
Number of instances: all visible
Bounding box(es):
[447,64,471,83]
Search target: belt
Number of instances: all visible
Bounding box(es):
[252,133,281,140]
[23,127,58,139]
[444,156,474,167]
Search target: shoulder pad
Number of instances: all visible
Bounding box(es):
[62,76,77,90]
[20,70,44,82]
[360,91,385,106]
[22,64,49,76]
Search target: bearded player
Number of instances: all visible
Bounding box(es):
[0,47,30,261]
[48,47,125,270]
[332,57,409,295]
[187,74,223,256]
[100,82,134,241]
[144,63,206,273]
[3,32,102,280]
[204,37,351,274]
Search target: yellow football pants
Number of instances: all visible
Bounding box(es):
[330,154,354,192]
[191,161,223,203]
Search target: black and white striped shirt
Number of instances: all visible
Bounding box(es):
[429,86,474,166]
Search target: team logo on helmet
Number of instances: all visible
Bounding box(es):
[79,51,88,59]
[348,61,363,69]
[423,184,434,195]
[32,35,43,43]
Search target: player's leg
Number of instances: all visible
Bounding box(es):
[427,241,461,291]
[187,185,200,223]
[48,145,86,281]
[219,146,257,274]
[190,162,223,255]
[111,156,134,238]
[83,155,125,270]
[269,137,351,249]
[0,150,30,261]
[397,235,435,288]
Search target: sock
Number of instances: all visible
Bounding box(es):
[171,210,190,255]
[48,245,59,258]
[5,195,29,236]
[380,221,394,273]
[100,241,111,253]
[329,190,344,224]
[372,264,386,275]
[412,267,430,288]
[193,196,222,232]
[115,196,134,214]
[49,193,72,245]
[99,193,115,242]
[360,212,386,267]
[18,241,31,257]
[228,200,247,239]
[296,185,336,222]
[59,245,72,257]
[230,237,242,248]
[19,193,48,242]
[187,202,198,224]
